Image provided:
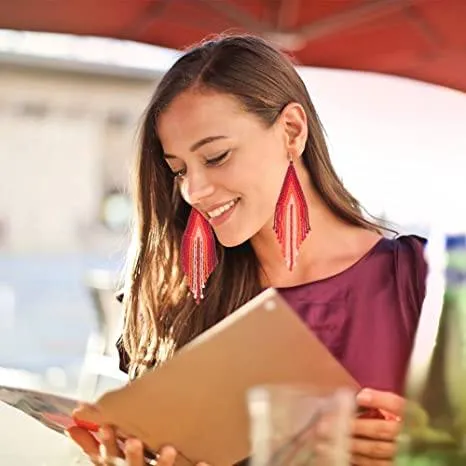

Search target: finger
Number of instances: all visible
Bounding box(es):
[356,389,405,418]
[124,438,145,466]
[351,437,397,460]
[351,454,392,466]
[157,445,178,466]
[67,426,100,457]
[352,419,401,442]
[72,402,102,424]
[99,425,122,460]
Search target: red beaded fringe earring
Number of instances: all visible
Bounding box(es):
[180,208,218,303]
[273,157,311,270]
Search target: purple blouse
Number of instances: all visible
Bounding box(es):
[278,235,427,394]
[118,235,427,395]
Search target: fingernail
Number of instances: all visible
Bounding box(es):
[357,388,372,403]
[98,426,111,442]
[380,409,402,422]
[76,402,99,412]
[160,445,177,457]
[125,439,141,453]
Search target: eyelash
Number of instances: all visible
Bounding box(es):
[172,151,230,178]
[173,168,186,179]
[205,150,230,166]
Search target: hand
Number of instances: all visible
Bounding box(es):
[350,388,405,465]
[67,424,209,466]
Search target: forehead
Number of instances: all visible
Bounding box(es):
[157,90,251,150]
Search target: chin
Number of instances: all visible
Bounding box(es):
[215,231,251,248]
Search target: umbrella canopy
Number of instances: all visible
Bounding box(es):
[0,0,465,92]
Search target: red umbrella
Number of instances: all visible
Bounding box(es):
[0,0,465,92]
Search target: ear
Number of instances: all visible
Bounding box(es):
[277,102,308,159]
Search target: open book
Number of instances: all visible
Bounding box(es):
[1,288,359,465]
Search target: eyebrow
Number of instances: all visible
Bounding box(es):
[163,135,228,159]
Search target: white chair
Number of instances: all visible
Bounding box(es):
[78,269,128,400]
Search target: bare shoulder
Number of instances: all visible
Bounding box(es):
[358,229,384,251]
[344,227,383,262]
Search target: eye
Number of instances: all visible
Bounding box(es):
[172,168,186,179]
[205,150,230,166]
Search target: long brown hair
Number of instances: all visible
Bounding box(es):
[122,34,384,378]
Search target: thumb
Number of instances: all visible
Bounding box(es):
[356,388,405,418]
[66,426,100,457]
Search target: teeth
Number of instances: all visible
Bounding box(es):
[208,199,237,219]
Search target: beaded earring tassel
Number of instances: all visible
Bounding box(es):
[181,208,218,302]
[273,160,311,270]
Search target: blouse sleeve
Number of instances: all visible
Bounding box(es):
[394,234,428,333]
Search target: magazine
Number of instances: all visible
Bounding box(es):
[1,289,359,466]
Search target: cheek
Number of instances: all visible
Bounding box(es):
[253,157,288,199]
[178,180,189,203]
[243,170,285,217]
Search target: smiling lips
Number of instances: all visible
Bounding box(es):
[206,198,239,220]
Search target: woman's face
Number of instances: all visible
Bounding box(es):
[157,90,295,247]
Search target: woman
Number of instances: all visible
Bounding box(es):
[68,34,426,466]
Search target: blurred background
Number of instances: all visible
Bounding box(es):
[0,0,465,464]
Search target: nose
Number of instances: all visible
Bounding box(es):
[180,168,215,206]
